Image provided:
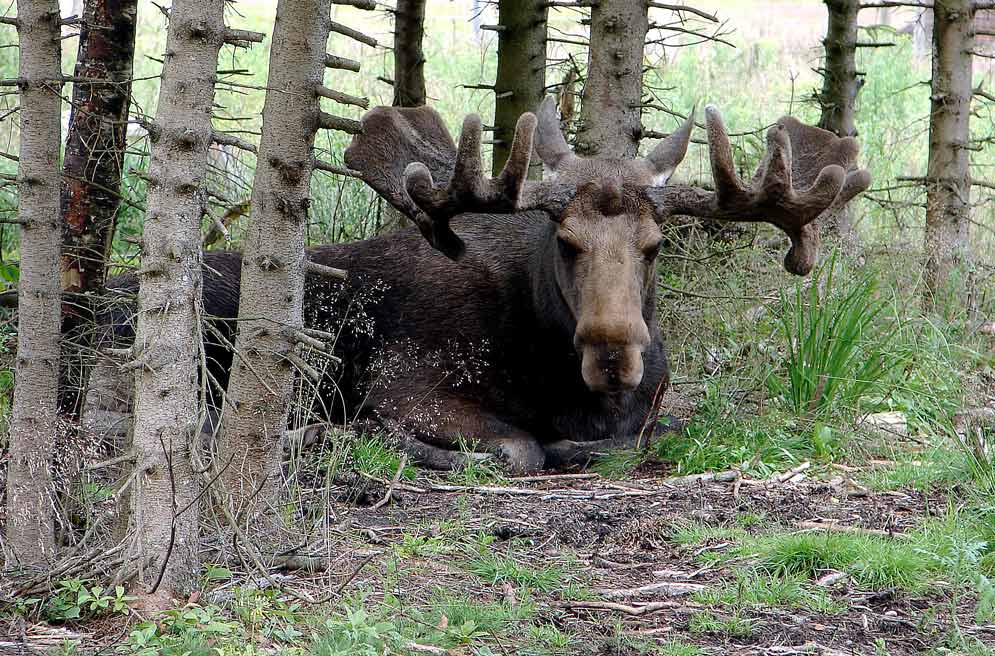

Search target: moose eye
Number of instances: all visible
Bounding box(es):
[557,237,581,259]
[643,242,662,262]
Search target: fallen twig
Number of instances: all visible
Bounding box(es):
[595,581,706,598]
[554,599,681,615]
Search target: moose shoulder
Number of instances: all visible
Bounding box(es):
[93,99,870,474]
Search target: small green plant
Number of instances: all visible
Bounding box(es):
[693,572,846,614]
[446,437,506,485]
[348,435,416,481]
[769,254,907,419]
[657,641,707,656]
[120,604,242,655]
[462,544,566,591]
[310,602,403,656]
[688,610,756,637]
[45,579,132,622]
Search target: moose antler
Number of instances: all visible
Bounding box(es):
[646,106,871,275]
[344,106,536,260]
[402,112,537,259]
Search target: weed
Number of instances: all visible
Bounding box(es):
[668,520,749,547]
[693,572,846,614]
[347,434,416,481]
[120,604,242,655]
[688,610,757,637]
[527,624,574,654]
[769,254,908,420]
[657,642,707,656]
[44,578,132,622]
[462,546,566,591]
[309,602,402,656]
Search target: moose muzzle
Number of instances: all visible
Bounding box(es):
[573,273,651,394]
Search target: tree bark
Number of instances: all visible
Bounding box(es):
[4,0,64,568]
[816,0,862,240]
[817,0,861,138]
[378,0,427,235]
[58,0,138,422]
[126,0,225,598]
[217,0,333,512]
[576,0,648,158]
[392,0,426,107]
[492,0,547,177]
[924,0,974,307]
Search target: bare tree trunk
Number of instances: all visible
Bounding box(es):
[816,0,861,240]
[58,0,138,422]
[393,0,426,107]
[378,0,427,235]
[492,0,547,177]
[4,0,64,568]
[817,0,861,137]
[576,0,648,158]
[924,0,974,307]
[126,0,225,599]
[218,0,335,512]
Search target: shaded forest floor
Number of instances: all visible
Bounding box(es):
[5,440,995,656]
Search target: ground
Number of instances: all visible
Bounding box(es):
[4,436,994,656]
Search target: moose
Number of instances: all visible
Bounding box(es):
[87,98,870,473]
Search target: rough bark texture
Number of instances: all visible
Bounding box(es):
[126,0,224,596]
[5,0,63,568]
[58,0,138,420]
[492,0,547,177]
[378,0,427,235]
[924,0,974,306]
[816,0,861,239]
[217,0,332,510]
[392,0,426,107]
[817,0,860,138]
[576,0,648,158]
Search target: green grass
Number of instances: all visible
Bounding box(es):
[462,546,567,592]
[769,254,908,420]
[693,572,846,615]
[688,610,757,638]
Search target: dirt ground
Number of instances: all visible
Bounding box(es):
[3,458,992,656]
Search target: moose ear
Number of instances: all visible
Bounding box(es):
[643,106,695,184]
[534,96,577,172]
[344,106,457,221]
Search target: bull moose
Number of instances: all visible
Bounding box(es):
[89,98,870,473]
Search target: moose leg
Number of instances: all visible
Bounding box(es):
[543,415,683,469]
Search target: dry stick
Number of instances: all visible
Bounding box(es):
[371,454,408,510]
[148,434,179,594]
[595,581,706,598]
[554,599,681,615]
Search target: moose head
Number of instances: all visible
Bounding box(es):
[345,99,871,395]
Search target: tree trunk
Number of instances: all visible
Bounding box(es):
[576,0,648,158]
[4,0,63,568]
[924,0,974,307]
[492,0,547,177]
[58,0,138,422]
[126,0,225,598]
[378,0,427,235]
[392,0,426,107]
[817,0,860,138]
[217,0,333,512]
[816,0,861,240]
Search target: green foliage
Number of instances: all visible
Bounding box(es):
[693,572,846,614]
[769,255,907,419]
[120,604,242,655]
[347,435,416,481]
[309,602,402,656]
[462,540,567,591]
[44,579,132,622]
[688,610,756,638]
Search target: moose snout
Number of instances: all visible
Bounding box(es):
[575,320,651,393]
